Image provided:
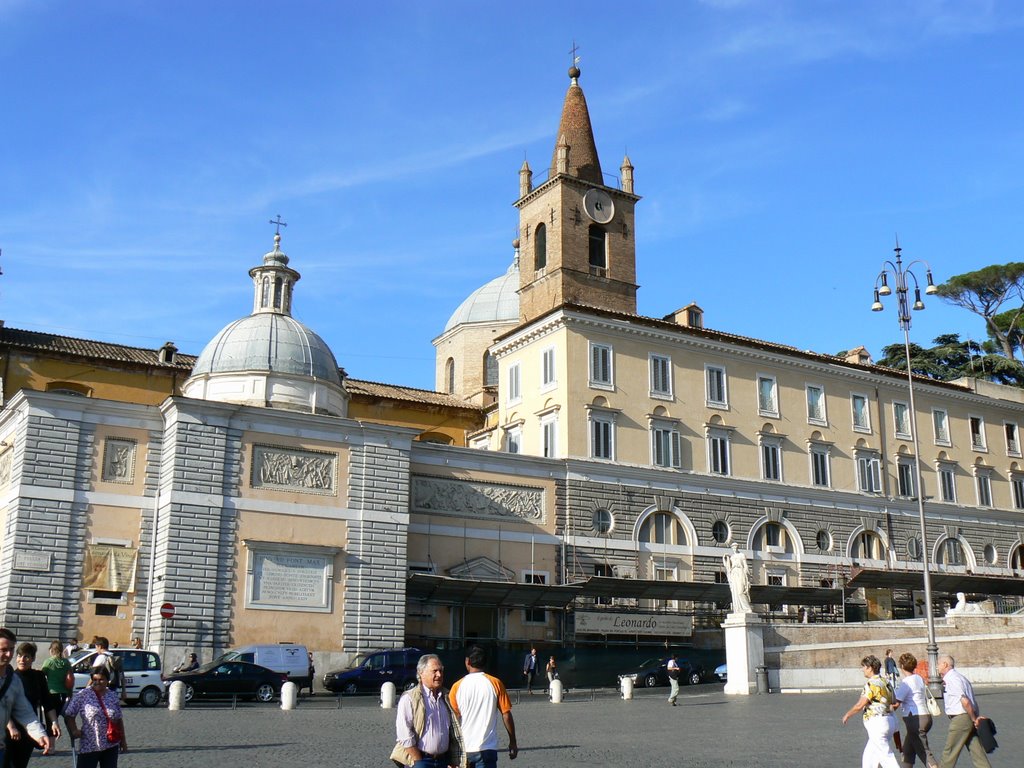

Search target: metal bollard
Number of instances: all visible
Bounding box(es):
[167,680,186,710]
[755,666,769,694]
[620,676,634,700]
[280,681,298,710]
[380,681,397,708]
[549,679,563,704]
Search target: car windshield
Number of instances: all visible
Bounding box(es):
[195,660,223,673]
[216,651,240,662]
[637,657,664,668]
[348,653,369,669]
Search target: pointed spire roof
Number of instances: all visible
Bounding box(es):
[549,65,602,185]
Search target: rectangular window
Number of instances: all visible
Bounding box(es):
[758,375,779,416]
[806,385,826,425]
[507,363,521,404]
[939,467,957,502]
[708,432,730,475]
[594,564,613,605]
[970,416,986,451]
[590,415,614,460]
[653,566,677,611]
[1013,478,1024,510]
[523,572,547,624]
[506,426,521,455]
[541,415,557,458]
[589,343,613,388]
[893,402,911,438]
[541,347,556,389]
[976,473,992,507]
[761,441,782,481]
[857,456,881,494]
[811,446,830,487]
[650,354,672,398]
[897,461,915,498]
[851,394,870,432]
[1006,422,1020,457]
[652,426,682,468]
[705,365,728,407]
[933,409,950,445]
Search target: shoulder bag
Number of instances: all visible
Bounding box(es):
[924,684,941,717]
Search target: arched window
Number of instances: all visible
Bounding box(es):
[534,223,546,270]
[1011,545,1024,570]
[281,282,291,313]
[261,277,270,308]
[483,351,498,387]
[45,382,90,397]
[639,512,684,546]
[273,277,283,309]
[852,530,885,560]
[936,537,966,566]
[445,358,455,394]
[588,225,606,269]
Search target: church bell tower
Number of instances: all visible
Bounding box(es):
[515,64,640,324]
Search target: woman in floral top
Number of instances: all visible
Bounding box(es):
[842,654,901,768]
[62,666,128,768]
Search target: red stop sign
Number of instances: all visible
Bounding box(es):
[159,602,175,619]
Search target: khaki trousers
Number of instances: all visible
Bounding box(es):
[940,714,990,768]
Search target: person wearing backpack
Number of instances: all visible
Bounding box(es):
[90,639,123,703]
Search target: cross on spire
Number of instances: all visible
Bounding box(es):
[268,215,288,236]
[569,40,580,66]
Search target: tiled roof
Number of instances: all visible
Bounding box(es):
[0,326,196,370]
[346,379,483,412]
[550,70,602,185]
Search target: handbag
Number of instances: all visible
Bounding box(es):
[94,688,125,745]
[389,742,414,768]
[925,685,941,717]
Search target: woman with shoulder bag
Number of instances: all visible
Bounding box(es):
[893,653,939,768]
[62,666,127,768]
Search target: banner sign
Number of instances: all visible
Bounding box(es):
[575,610,693,636]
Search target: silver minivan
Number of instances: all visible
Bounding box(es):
[71,649,164,707]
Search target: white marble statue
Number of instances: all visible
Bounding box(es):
[723,542,752,614]
[946,591,995,616]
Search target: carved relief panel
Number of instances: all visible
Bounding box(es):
[412,476,544,522]
[101,438,136,484]
[250,445,337,495]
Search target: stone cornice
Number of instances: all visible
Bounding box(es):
[513,172,641,210]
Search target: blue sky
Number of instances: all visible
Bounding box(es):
[3,1,1023,390]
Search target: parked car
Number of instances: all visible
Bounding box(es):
[216,643,310,687]
[714,663,728,682]
[71,649,164,707]
[164,660,287,702]
[322,647,421,694]
[616,656,704,688]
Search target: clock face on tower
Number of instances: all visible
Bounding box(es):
[582,188,615,224]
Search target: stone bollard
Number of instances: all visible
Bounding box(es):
[620,676,634,700]
[549,679,563,703]
[167,680,186,710]
[280,681,298,710]
[380,681,397,709]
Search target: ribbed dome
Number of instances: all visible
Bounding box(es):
[444,261,520,332]
[192,313,341,385]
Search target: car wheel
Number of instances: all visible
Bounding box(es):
[644,673,659,688]
[139,686,162,708]
[343,682,358,695]
[256,683,276,703]
[688,671,701,686]
[183,684,195,702]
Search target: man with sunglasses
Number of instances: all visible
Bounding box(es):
[0,628,53,762]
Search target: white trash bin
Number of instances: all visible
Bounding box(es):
[280,681,298,710]
[620,676,634,700]
[167,680,186,710]
[549,679,563,703]
[381,681,397,709]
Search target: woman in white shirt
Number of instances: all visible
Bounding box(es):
[893,653,938,768]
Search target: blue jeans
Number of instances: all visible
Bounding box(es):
[413,758,447,768]
[466,750,498,768]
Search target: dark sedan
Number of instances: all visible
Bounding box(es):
[164,660,287,703]
[616,656,704,688]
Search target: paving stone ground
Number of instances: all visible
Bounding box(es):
[59,684,1021,768]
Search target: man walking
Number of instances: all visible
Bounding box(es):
[0,628,53,761]
[937,655,990,768]
[667,654,680,706]
[450,645,518,768]
[394,654,463,768]
[521,648,537,695]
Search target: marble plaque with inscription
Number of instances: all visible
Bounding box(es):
[251,552,329,610]
[251,445,336,495]
[412,476,544,521]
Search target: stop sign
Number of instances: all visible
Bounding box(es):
[160,602,175,619]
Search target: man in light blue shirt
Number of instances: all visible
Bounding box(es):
[937,655,990,768]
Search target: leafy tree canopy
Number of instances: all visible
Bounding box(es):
[936,263,1024,359]
[876,334,1024,387]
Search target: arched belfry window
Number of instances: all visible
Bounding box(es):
[535,223,547,270]
[445,358,456,394]
[588,225,606,269]
[483,351,498,387]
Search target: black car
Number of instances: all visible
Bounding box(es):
[164,660,287,703]
[616,656,704,688]
[322,647,422,694]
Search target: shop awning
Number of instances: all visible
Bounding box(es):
[847,567,1024,597]
[406,574,586,608]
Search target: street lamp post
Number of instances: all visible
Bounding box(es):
[872,240,942,693]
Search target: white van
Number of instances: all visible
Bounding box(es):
[71,649,164,707]
[217,644,310,687]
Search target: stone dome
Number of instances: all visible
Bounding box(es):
[444,261,520,332]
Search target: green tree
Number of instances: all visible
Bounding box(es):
[876,334,1024,386]
[935,263,1024,360]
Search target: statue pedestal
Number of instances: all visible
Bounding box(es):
[723,612,765,696]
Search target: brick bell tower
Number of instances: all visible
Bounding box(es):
[515,63,640,324]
